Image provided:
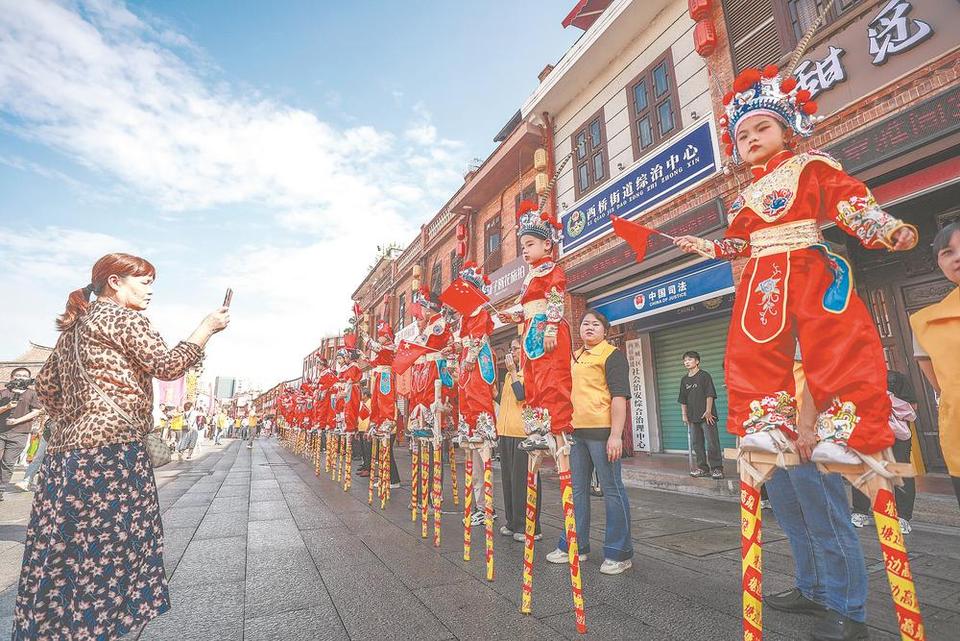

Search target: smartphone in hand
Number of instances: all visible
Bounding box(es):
[223,288,233,308]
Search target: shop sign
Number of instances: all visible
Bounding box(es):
[559,120,720,255]
[792,0,956,118]
[589,261,734,327]
[483,256,526,304]
[567,198,725,288]
[826,84,960,173]
[625,338,650,452]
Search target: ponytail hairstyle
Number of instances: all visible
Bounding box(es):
[57,253,157,331]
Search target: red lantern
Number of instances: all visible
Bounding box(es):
[688,0,712,21]
[694,20,718,57]
[456,223,466,240]
[456,240,467,257]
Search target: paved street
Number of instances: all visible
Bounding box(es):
[2,438,959,640]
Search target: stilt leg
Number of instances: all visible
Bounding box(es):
[741,478,763,641]
[420,440,430,539]
[369,437,378,505]
[380,435,393,510]
[556,448,586,635]
[463,447,474,561]
[343,434,353,491]
[520,452,542,615]
[411,442,420,522]
[482,447,494,582]
[868,481,925,640]
[450,439,459,506]
[432,439,442,547]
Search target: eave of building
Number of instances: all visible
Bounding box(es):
[447,121,542,213]
[520,0,673,120]
[351,253,396,300]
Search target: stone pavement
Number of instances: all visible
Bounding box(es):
[2,437,959,640]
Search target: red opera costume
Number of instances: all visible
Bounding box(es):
[454,263,498,441]
[518,255,573,437]
[368,321,397,434]
[336,352,362,432]
[409,295,455,432]
[700,65,918,459]
[316,365,337,430]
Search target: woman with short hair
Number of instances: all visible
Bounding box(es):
[13,252,229,640]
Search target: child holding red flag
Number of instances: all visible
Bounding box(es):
[674,64,917,466]
[500,201,573,451]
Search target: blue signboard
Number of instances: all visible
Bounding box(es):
[589,261,734,327]
[560,119,720,255]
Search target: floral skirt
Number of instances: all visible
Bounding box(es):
[13,441,170,641]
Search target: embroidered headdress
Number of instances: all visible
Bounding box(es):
[516,153,571,242]
[719,64,819,162]
[459,261,490,290]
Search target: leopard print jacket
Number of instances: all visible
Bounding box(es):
[35,299,203,454]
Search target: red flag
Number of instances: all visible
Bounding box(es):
[393,340,432,375]
[610,215,659,263]
[439,277,490,317]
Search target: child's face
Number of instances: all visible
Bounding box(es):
[520,235,551,264]
[735,115,788,166]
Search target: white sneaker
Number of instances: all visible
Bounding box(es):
[13,480,31,492]
[599,559,633,575]
[513,531,542,542]
[499,526,514,537]
[850,512,870,528]
[546,549,587,564]
[899,518,912,535]
[390,482,400,489]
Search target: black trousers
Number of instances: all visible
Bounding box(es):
[0,430,29,486]
[499,436,541,535]
[689,421,723,471]
[852,438,916,520]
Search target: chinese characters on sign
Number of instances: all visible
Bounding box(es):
[625,338,650,452]
[560,120,719,255]
[868,0,933,65]
[794,1,934,97]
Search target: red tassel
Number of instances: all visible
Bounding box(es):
[722,91,734,105]
[762,64,779,78]
[796,89,811,103]
[725,144,734,156]
[780,77,798,93]
[802,101,818,115]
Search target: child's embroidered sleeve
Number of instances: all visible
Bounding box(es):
[711,196,752,259]
[813,160,917,250]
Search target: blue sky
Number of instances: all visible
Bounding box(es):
[0,0,580,388]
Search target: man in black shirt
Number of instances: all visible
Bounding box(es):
[677,351,722,479]
[0,367,44,501]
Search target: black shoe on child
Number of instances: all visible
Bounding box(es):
[810,610,869,640]
[711,468,724,480]
[764,588,826,615]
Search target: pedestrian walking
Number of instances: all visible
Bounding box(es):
[911,221,960,508]
[14,417,52,492]
[496,339,541,541]
[176,401,201,461]
[13,252,229,640]
[677,350,723,479]
[0,367,43,502]
[545,309,633,575]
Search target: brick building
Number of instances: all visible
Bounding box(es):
[1,342,53,384]
[269,0,959,469]
[509,0,958,467]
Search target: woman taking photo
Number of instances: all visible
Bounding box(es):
[911,222,960,508]
[13,253,229,640]
[546,309,634,574]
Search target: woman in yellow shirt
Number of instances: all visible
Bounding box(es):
[911,222,960,508]
[546,309,633,575]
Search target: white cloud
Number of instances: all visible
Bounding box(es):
[0,0,469,386]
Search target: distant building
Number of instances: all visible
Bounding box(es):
[214,376,236,400]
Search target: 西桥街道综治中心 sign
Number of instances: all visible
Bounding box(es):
[560,119,720,255]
